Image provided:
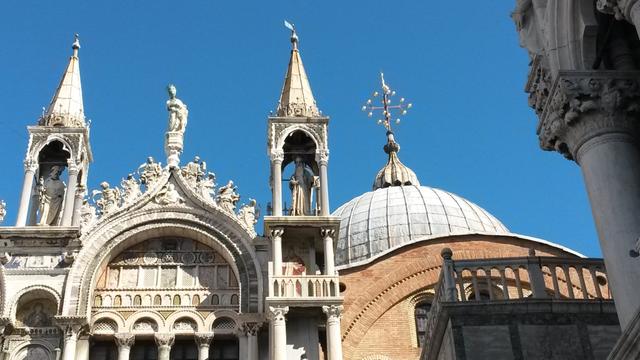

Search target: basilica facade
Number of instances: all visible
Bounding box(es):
[0,8,634,360]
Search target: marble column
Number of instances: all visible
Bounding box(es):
[61,327,80,360]
[322,305,344,360]
[267,306,288,360]
[76,336,90,360]
[271,151,284,216]
[114,333,135,360]
[321,228,336,276]
[154,333,175,360]
[16,160,37,226]
[316,150,330,216]
[270,228,284,276]
[534,71,640,329]
[71,185,85,227]
[61,162,79,226]
[194,332,214,360]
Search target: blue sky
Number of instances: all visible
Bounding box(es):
[0,1,600,256]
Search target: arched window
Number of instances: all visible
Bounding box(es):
[415,301,431,348]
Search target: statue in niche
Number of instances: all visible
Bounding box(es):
[155,183,184,205]
[238,198,259,228]
[138,157,163,187]
[289,157,313,216]
[37,165,65,226]
[196,172,217,201]
[120,173,141,203]
[512,0,549,58]
[24,302,51,327]
[217,180,240,213]
[181,156,206,186]
[94,182,121,214]
[166,84,188,134]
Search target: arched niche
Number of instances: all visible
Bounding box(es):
[14,290,59,328]
[281,130,321,216]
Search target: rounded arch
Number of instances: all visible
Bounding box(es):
[63,206,263,321]
[275,125,324,153]
[204,309,240,331]
[8,285,61,322]
[91,311,126,333]
[125,310,166,332]
[166,310,206,333]
[30,135,75,163]
[9,340,55,360]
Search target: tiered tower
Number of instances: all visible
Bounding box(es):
[264,23,343,360]
[15,34,92,228]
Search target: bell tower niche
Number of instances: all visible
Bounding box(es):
[15,35,93,227]
[264,22,343,360]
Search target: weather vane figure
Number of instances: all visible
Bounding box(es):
[361,72,413,132]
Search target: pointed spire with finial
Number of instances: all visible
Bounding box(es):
[276,21,320,117]
[362,73,419,190]
[40,34,86,127]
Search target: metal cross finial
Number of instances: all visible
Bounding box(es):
[361,72,412,132]
[72,33,80,57]
[284,20,298,50]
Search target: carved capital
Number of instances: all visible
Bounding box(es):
[114,333,135,349]
[54,316,86,340]
[322,305,344,323]
[315,149,329,165]
[23,159,38,172]
[321,228,336,239]
[538,71,640,160]
[270,149,285,163]
[270,227,284,240]
[267,306,289,322]
[194,332,214,347]
[154,333,175,348]
[240,322,262,336]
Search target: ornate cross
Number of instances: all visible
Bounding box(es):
[361,72,413,132]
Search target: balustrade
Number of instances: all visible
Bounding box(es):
[267,262,340,300]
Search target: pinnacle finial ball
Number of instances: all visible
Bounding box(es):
[441,247,453,260]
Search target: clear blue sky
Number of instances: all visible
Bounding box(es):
[0,1,600,256]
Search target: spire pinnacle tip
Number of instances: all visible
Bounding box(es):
[72,33,80,57]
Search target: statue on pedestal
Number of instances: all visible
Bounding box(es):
[217,180,240,213]
[181,156,206,186]
[93,182,121,215]
[38,166,65,226]
[512,0,549,58]
[238,198,259,228]
[138,157,163,187]
[289,157,313,216]
[196,172,217,201]
[121,174,141,203]
[165,84,189,168]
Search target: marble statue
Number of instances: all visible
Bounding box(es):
[155,183,184,205]
[181,156,206,186]
[94,182,121,214]
[121,173,141,203]
[24,303,51,327]
[217,180,240,213]
[138,157,163,187]
[0,200,6,224]
[166,84,188,134]
[37,166,65,226]
[79,199,97,230]
[512,0,549,57]
[196,172,217,201]
[238,198,259,228]
[289,157,313,216]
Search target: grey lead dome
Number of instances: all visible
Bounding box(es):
[332,185,509,267]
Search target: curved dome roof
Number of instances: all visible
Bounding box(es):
[332,185,509,267]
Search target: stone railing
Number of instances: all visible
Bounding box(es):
[93,288,239,309]
[421,248,611,359]
[267,263,340,300]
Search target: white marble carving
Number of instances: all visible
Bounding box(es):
[173,320,196,331]
[217,180,240,213]
[289,156,313,216]
[155,183,184,205]
[79,199,97,231]
[0,200,5,224]
[181,156,206,187]
[37,166,65,225]
[93,182,121,215]
[138,157,163,187]
[133,320,157,332]
[121,173,142,204]
[238,198,259,229]
[165,84,189,168]
[196,172,217,201]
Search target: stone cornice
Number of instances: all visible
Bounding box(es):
[538,71,640,160]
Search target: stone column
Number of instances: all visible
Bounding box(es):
[322,305,344,360]
[241,322,261,360]
[316,150,330,216]
[16,160,37,226]
[271,151,284,216]
[535,71,640,329]
[76,336,90,360]
[270,228,284,276]
[267,306,288,360]
[321,228,336,276]
[154,333,175,360]
[71,185,85,227]
[61,326,81,360]
[194,332,214,360]
[114,333,135,360]
[61,162,79,226]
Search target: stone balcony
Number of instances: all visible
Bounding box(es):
[420,249,620,360]
[265,262,342,307]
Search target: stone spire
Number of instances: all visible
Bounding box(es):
[361,73,417,190]
[276,22,320,117]
[40,34,85,127]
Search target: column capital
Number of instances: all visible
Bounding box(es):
[537,71,640,160]
[270,227,284,239]
[67,160,80,173]
[154,333,175,347]
[321,228,336,239]
[114,333,135,349]
[54,316,87,339]
[322,305,343,319]
[270,149,285,163]
[315,149,329,165]
[194,332,214,346]
[267,306,289,322]
[23,158,38,172]
[240,322,263,336]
